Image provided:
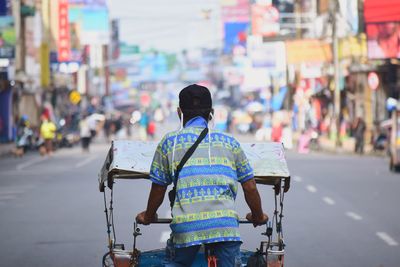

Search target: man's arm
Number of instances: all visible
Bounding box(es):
[241,179,268,226]
[136,183,167,225]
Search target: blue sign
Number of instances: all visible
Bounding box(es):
[223,22,248,54]
[0,0,8,16]
[0,86,12,142]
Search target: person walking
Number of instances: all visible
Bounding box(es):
[79,114,92,152]
[136,84,268,267]
[39,114,56,156]
[353,117,366,155]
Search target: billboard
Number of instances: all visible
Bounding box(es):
[248,41,286,71]
[251,4,280,37]
[0,15,15,58]
[286,39,332,64]
[0,0,9,16]
[339,34,367,59]
[69,6,109,45]
[0,16,15,46]
[366,22,400,59]
[364,0,400,23]
[221,0,250,23]
[68,0,106,6]
[223,22,248,54]
[57,0,71,62]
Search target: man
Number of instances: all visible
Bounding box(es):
[136,84,268,266]
[353,117,366,155]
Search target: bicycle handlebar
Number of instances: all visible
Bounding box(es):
[151,218,255,224]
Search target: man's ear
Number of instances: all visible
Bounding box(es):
[209,108,214,120]
[177,107,182,118]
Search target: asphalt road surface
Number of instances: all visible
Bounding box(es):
[0,137,399,267]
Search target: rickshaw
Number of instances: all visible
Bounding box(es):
[99,140,290,266]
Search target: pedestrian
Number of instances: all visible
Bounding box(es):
[39,114,57,156]
[353,117,366,154]
[139,111,149,141]
[14,115,33,157]
[79,114,92,152]
[271,122,283,142]
[136,84,268,267]
[147,120,156,140]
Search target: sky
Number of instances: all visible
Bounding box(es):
[106,0,223,52]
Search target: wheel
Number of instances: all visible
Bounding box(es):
[102,251,115,267]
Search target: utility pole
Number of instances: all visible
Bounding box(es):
[330,0,341,147]
[12,0,23,74]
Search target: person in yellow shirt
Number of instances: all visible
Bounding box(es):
[40,115,57,155]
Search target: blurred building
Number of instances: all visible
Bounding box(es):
[217,0,400,148]
[0,0,111,143]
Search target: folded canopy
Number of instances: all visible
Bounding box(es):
[99,140,290,192]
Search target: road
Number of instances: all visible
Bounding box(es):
[0,137,399,267]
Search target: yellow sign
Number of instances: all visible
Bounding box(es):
[69,90,81,105]
[40,43,50,88]
[286,39,332,64]
[339,34,367,59]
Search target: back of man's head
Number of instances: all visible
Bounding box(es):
[179,84,212,121]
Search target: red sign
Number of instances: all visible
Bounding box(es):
[364,0,400,23]
[366,22,400,59]
[368,72,379,90]
[58,0,71,62]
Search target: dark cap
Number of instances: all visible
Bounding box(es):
[179,84,212,111]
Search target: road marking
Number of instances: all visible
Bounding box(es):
[75,155,97,168]
[293,176,302,182]
[346,212,363,221]
[16,156,47,171]
[376,232,399,246]
[306,185,317,193]
[322,197,335,205]
[160,231,171,243]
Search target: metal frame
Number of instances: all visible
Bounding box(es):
[99,140,290,267]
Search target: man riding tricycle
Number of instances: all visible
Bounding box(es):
[99,85,290,266]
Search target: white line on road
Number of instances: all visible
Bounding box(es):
[160,231,171,243]
[293,176,303,182]
[75,155,97,168]
[376,232,399,246]
[322,197,335,205]
[306,185,317,193]
[16,156,47,171]
[346,212,363,221]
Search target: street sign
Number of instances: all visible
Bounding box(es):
[69,90,81,105]
[368,72,379,90]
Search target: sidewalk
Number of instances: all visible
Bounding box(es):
[317,136,384,156]
[0,142,14,157]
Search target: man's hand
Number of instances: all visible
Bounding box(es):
[246,212,268,227]
[136,211,158,225]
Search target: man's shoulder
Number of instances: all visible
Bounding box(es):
[211,130,241,147]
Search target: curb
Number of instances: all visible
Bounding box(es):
[0,143,15,158]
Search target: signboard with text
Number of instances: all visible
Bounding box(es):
[58,0,71,62]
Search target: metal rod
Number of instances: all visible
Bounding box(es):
[149,218,256,224]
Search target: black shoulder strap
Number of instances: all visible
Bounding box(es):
[174,127,209,181]
[168,127,209,208]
